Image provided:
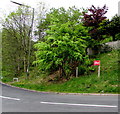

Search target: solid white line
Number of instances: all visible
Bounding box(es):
[0,96,20,101]
[40,101,117,108]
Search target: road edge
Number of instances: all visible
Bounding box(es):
[1,81,119,96]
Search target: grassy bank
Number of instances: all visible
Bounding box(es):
[5,50,119,94]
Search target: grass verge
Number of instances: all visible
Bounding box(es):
[4,50,119,94]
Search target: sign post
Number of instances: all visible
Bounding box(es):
[98,65,100,78]
[94,60,100,78]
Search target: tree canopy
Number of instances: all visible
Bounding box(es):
[2,3,119,81]
[99,15,120,41]
[82,5,108,48]
[2,6,35,78]
[34,7,89,78]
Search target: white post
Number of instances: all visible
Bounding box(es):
[76,67,78,78]
[13,78,19,82]
[98,65,100,78]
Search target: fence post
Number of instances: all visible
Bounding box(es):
[76,67,78,77]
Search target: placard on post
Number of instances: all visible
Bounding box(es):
[94,60,100,77]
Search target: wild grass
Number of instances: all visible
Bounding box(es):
[7,50,119,93]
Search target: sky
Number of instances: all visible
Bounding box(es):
[0,0,120,20]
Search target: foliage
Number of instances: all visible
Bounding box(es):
[108,15,120,41]
[78,58,95,75]
[11,50,119,93]
[99,15,120,41]
[82,5,108,48]
[116,33,120,40]
[0,31,2,79]
[34,7,89,78]
[1,4,119,93]
[2,6,35,78]
[2,29,23,77]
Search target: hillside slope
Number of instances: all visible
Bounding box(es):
[8,50,119,93]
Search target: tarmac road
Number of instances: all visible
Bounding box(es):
[1,83,118,112]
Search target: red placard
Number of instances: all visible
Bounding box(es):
[94,60,100,66]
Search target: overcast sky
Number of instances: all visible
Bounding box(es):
[0,0,120,19]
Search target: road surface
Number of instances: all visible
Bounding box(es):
[1,83,118,112]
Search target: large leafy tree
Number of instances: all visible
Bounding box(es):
[34,7,89,78]
[82,5,108,48]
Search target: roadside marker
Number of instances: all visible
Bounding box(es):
[94,60,101,77]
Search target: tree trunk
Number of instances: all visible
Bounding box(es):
[59,67,62,78]
[16,57,20,77]
[24,57,26,72]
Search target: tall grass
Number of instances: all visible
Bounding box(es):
[10,50,119,93]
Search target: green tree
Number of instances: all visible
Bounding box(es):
[108,15,120,41]
[34,7,89,79]
[2,6,35,78]
[2,29,22,78]
[82,5,108,53]
[99,15,120,41]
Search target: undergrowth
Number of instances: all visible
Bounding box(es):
[4,50,119,94]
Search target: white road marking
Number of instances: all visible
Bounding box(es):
[0,96,20,101]
[40,101,117,108]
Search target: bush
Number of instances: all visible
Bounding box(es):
[78,65,86,75]
[78,58,95,75]
[100,44,112,53]
[115,33,120,40]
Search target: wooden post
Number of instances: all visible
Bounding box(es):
[76,67,78,78]
[98,65,100,78]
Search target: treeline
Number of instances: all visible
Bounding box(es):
[2,3,120,81]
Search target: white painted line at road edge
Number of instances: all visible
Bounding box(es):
[40,102,117,108]
[0,96,20,101]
